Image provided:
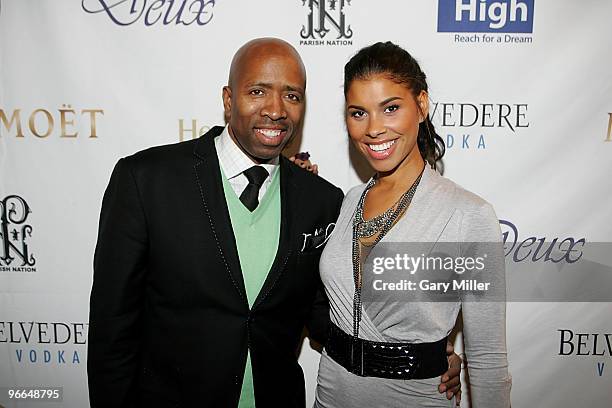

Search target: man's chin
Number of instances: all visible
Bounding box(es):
[249,147,284,164]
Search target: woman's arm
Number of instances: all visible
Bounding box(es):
[460,203,512,407]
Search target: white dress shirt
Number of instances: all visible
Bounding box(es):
[214,126,279,201]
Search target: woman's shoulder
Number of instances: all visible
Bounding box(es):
[345,182,368,202]
[427,168,494,214]
[335,182,365,215]
[428,170,501,240]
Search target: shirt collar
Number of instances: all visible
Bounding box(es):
[215,126,279,180]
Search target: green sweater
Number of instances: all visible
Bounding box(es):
[220,167,281,408]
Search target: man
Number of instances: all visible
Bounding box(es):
[88,38,461,408]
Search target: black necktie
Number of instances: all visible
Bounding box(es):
[239,166,269,211]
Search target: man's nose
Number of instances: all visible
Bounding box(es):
[261,93,287,120]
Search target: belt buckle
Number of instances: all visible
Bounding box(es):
[349,339,364,376]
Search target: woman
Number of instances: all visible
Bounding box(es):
[315,42,511,407]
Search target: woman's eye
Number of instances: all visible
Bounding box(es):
[384,104,399,113]
[350,110,366,119]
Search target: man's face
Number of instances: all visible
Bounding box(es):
[223,50,306,163]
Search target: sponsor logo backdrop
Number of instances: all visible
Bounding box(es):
[1,1,611,407]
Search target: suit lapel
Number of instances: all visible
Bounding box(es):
[193,127,248,309]
[252,157,302,311]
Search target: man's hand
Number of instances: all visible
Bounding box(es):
[439,341,462,406]
[288,152,319,175]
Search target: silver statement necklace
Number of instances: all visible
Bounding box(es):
[351,167,425,338]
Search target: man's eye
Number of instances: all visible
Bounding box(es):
[287,93,301,102]
[250,89,264,96]
[384,104,399,113]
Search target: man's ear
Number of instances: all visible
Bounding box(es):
[222,86,232,123]
[417,90,429,123]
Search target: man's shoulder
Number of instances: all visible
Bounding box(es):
[283,157,344,201]
[124,138,198,168]
[122,126,223,169]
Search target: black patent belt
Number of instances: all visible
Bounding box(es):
[325,323,448,380]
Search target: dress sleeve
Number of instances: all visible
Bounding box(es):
[459,202,512,407]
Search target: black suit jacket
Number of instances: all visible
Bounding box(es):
[88,126,344,408]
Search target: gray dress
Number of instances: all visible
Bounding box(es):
[315,166,511,408]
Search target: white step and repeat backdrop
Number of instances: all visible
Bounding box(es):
[1,1,611,407]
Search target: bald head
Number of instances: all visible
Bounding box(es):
[222,38,307,163]
[228,38,306,88]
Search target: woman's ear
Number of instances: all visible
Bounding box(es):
[417,90,429,123]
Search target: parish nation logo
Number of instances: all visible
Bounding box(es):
[299,0,354,46]
[0,195,36,272]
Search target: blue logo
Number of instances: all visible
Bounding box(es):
[438,0,534,33]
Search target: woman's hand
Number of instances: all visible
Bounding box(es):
[439,341,462,405]
[288,152,319,175]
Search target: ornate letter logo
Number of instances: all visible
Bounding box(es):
[0,195,35,268]
[301,0,353,39]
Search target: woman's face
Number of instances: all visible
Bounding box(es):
[345,74,427,174]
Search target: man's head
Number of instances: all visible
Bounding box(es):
[223,38,306,164]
